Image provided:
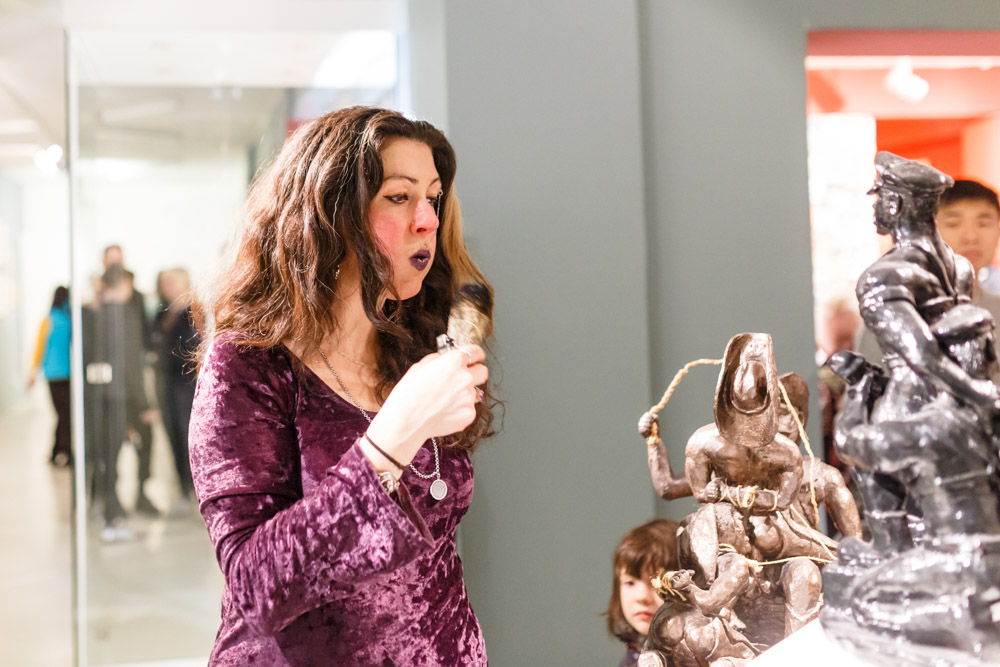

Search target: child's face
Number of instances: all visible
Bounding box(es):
[619,570,663,636]
[936,198,1000,274]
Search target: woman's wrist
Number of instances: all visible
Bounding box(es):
[363,433,405,471]
[366,412,424,463]
[359,436,404,476]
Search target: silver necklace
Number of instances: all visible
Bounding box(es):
[334,345,375,371]
[316,346,447,500]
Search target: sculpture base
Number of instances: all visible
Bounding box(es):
[818,535,1000,666]
[751,615,1000,667]
[748,618,871,666]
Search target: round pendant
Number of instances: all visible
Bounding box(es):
[430,478,448,501]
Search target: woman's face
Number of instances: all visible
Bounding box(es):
[619,570,663,636]
[369,137,442,300]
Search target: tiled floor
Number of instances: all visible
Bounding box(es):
[1,387,222,666]
[0,388,74,666]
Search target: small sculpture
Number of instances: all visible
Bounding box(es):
[822,152,1000,665]
[637,334,859,665]
[639,569,757,667]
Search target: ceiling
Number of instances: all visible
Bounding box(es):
[0,0,404,167]
[806,30,1000,118]
[0,0,65,164]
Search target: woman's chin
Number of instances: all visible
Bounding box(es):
[387,283,424,302]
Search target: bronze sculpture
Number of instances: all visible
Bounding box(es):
[822,152,1000,665]
[637,334,859,665]
[638,568,757,667]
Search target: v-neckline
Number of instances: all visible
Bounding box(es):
[280,343,382,415]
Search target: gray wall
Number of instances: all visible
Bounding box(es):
[438,0,1000,664]
[639,0,818,521]
[442,2,653,665]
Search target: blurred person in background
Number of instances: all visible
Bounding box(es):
[855,179,1000,365]
[28,285,72,467]
[86,265,157,541]
[104,244,153,349]
[102,247,158,515]
[815,298,861,476]
[153,268,199,508]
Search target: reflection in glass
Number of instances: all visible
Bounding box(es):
[68,28,399,665]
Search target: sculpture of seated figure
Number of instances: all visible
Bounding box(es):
[639,334,851,652]
[825,305,1000,662]
[842,152,1000,559]
[642,371,860,542]
[773,372,862,541]
[822,151,1000,666]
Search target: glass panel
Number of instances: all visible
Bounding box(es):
[67,26,400,665]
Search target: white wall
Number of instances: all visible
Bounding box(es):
[17,170,71,379]
[73,157,248,301]
[442,2,654,665]
[0,168,69,411]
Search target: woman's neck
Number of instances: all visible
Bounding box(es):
[330,282,378,365]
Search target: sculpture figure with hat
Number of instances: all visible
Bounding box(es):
[821,152,1000,665]
[635,333,856,665]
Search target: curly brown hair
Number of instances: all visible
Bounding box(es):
[195,106,496,450]
[605,519,679,645]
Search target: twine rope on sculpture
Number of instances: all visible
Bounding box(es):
[645,357,830,557]
[651,568,689,602]
[717,544,834,571]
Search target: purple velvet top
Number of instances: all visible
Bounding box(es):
[190,338,486,666]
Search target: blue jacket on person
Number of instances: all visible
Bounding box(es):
[41,305,71,381]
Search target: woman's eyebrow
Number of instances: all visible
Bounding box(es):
[383,173,441,186]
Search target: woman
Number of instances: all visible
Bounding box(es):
[29,286,72,466]
[190,106,494,665]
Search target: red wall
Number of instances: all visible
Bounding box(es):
[875,118,976,177]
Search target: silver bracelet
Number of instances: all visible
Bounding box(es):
[377,471,400,495]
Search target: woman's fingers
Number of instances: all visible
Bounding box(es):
[454,344,486,366]
[468,364,488,387]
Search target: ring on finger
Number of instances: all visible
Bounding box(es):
[459,346,474,365]
[476,388,485,402]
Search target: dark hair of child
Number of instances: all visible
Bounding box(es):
[604,518,679,644]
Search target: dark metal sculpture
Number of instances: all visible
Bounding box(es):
[822,152,1000,666]
[638,334,858,666]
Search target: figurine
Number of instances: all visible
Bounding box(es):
[822,152,1000,665]
[638,568,757,667]
[638,333,857,663]
[642,370,860,541]
[775,372,861,540]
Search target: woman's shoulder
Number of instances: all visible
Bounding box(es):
[202,334,295,386]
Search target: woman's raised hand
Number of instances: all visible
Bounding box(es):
[364,345,488,467]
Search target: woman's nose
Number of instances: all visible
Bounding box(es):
[412,198,440,235]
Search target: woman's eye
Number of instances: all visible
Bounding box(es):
[428,194,442,208]
[385,194,408,204]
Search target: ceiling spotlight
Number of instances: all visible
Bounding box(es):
[884,56,930,104]
[34,144,63,174]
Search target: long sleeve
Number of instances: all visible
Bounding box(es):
[190,339,435,636]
